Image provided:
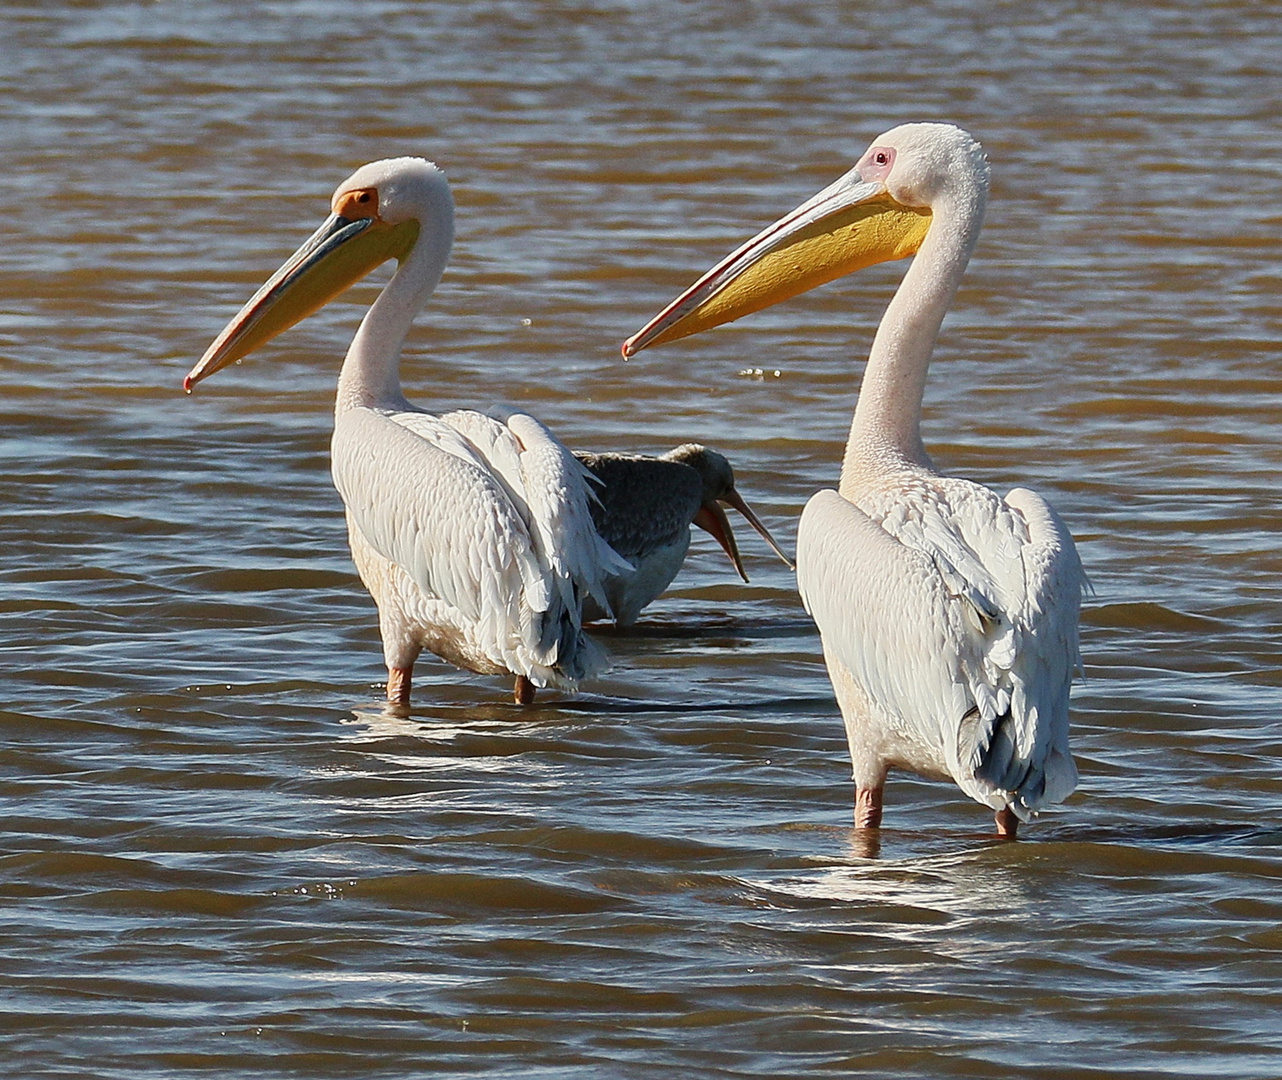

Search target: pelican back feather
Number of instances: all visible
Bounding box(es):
[797,477,1082,818]
[331,405,625,688]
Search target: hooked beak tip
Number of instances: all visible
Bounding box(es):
[723,488,795,571]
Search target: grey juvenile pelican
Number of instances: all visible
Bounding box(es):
[574,443,792,625]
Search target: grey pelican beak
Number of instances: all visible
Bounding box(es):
[693,488,795,581]
[722,487,794,571]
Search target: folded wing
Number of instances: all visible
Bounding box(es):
[331,405,627,686]
[797,479,1083,817]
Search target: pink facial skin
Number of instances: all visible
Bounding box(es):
[856,145,896,183]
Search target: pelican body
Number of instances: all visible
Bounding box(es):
[624,124,1085,837]
[573,443,792,625]
[186,158,629,706]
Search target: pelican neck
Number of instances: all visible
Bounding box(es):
[839,187,984,496]
[334,220,452,415]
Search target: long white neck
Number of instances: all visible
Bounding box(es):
[839,185,984,497]
[334,217,453,414]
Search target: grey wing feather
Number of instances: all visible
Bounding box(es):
[573,452,702,560]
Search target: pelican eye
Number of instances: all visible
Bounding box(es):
[859,146,896,182]
[333,186,380,219]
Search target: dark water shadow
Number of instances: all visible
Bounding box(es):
[1036,820,1281,848]
[352,690,837,726]
[554,693,837,717]
[587,615,818,641]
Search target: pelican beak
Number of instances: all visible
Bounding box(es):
[722,487,794,571]
[185,212,420,391]
[693,488,795,582]
[622,169,930,356]
[693,500,748,581]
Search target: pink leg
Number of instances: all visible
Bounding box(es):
[514,675,536,705]
[855,785,884,830]
[387,666,412,705]
[995,806,1019,839]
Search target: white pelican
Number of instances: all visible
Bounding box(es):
[185,157,631,707]
[623,123,1085,837]
[573,443,793,625]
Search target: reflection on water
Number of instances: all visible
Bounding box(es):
[2,0,1282,1077]
[757,846,1034,923]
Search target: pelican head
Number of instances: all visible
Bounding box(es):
[185,157,452,391]
[622,123,989,356]
[664,443,794,579]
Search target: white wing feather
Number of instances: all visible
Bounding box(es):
[330,405,625,686]
[797,490,978,780]
[446,408,631,622]
[797,478,1083,817]
[1001,485,1084,808]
